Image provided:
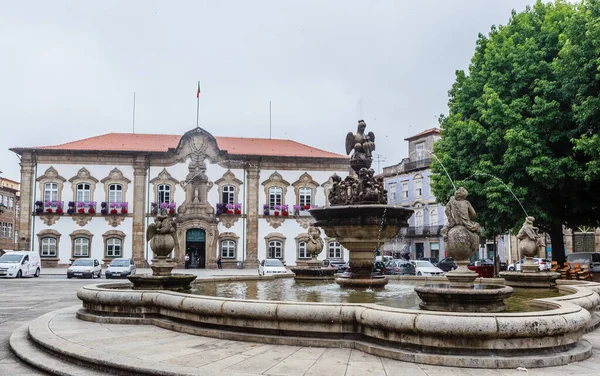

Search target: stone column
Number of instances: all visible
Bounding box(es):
[244,164,260,268]
[132,158,148,267]
[17,152,35,251]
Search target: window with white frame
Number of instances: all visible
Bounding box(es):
[40,238,57,257]
[268,240,283,259]
[298,241,310,259]
[44,183,59,202]
[73,238,90,257]
[221,240,236,258]
[298,187,312,207]
[157,184,171,204]
[415,179,423,198]
[415,211,423,227]
[388,183,397,202]
[9,197,14,209]
[76,183,91,203]
[401,182,409,199]
[429,209,438,227]
[415,142,425,161]
[108,184,123,204]
[328,240,343,259]
[106,238,122,257]
[7,223,12,238]
[221,185,235,204]
[268,187,283,209]
[1,223,7,237]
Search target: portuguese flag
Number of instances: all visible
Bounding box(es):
[196,81,201,98]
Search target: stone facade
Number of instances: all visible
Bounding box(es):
[0,177,19,251]
[11,128,350,268]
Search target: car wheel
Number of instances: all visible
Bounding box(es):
[509,267,515,271]
[34,268,40,277]
[417,272,422,276]
[16,270,22,278]
[67,275,72,279]
[258,270,261,276]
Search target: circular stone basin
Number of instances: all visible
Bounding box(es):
[191,279,560,312]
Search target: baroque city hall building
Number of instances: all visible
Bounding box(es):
[11,127,350,268]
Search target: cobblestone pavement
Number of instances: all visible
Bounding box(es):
[2,272,600,375]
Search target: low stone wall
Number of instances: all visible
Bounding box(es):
[76,277,600,368]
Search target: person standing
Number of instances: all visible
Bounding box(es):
[217,255,222,270]
[184,254,190,269]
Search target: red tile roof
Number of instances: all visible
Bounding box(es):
[404,128,441,141]
[15,133,347,159]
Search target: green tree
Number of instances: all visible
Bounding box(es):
[431,0,600,266]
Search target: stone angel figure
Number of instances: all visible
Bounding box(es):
[146,208,179,258]
[345,120,375,172]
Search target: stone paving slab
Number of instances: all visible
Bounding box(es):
[13,304,600,376]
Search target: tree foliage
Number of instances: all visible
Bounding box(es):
[431,0,600,264]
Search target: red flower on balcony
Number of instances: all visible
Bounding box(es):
[78,208,85,214]
[303,205,310,210]
[169,208,175,214]
[121,208,127,214]
[274,211,280,216]
[110,209,118,215]
[56,208,63,214]
[234,209,241,215]
[46,208,53,213]
[88,208,95,214]
[282,211,289,216]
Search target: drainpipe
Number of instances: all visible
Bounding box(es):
[145,153,151,266]
[31,151,38,252]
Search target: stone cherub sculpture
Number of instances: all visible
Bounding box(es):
[517,216,545,260]
[440,187,480,263]
[345,120,375,173]
[146,208,179,261]
[306,225,324,259]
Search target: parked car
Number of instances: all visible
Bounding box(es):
[507,258,550,271]
[0,251,41,278]
[384,260,416,275]
[411,260,445,276]
[566,252,600,273]
[258,259,287,276]
[322,259,348,273]
[418,257,439,265]
[436,257,457,272]
[373,261,386,274]
[105,258,136,279]
[67,258,102,279]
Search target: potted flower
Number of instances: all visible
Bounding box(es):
[56,202,63,215]
[120,202,128,214]
[110,202,118,215]
[282,204,289,216]
[311,204,318,209]
[234,203,242,215]
[293,204,301,216]
[168,202,176,215]
[67,201,75,215]
[76,201,85,214]
[216,203,223,215]
[263,204,269,216]
[100,202,108,215]
[35,201,43,215]
[303,204,311,210]
[273,204,281,216]
[88,201,96,214]
[225,203,234,215]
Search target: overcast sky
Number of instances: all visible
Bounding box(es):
[0,0,541,182]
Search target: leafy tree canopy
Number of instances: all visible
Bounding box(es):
[431,0,600,263]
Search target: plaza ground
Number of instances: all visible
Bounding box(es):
[1,270,600,375]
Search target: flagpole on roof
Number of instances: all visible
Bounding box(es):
[196,81,201,129]
[132,92,136,134]
[269,100,272,139]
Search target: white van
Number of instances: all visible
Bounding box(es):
[0,251,42,278]
[567,252,600,273]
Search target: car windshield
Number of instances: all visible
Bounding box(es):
[264,259,284,267]
[0,254,22,263]
[398,262,414,269]
[110,260,130,267]
[72,259,93,266]
[415,261,434,268]
[567,254,590,264]
[330,260,346,265]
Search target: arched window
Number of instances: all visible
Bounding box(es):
[298,241,309,259]
[298,187,312,207]
[106,238,122,258]
[108,184,123,204]
[269,187,282,209]
[44,183,59,202]
[73,238,90,257]
[221,185,235,205]
[157,184,171,204]
[268,240,283,259]
[328,241,343,259]
[221,240,236,258]
[40,238,57,257]
[429,209,438,227]
[415,211,423,227]
[76,183,91,203]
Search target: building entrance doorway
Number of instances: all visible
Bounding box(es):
[415,242,424,259]
[186,228,206,269]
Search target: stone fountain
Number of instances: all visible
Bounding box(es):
[128,208,197,291]
[415,187,513,312]
[500,216,560,288]
[290,226,336,280]
[310,120,413,288]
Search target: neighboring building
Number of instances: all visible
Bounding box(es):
[0,176,20,251]
[381,128,445,260]
[10,128,350,268]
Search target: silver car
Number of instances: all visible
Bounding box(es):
[105,258,136,279]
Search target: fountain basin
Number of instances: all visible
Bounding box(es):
[500,271,561,288]
[415,283,514,312]
[128,274,197,291]
[76,278,600,368]
[289,267,335,280]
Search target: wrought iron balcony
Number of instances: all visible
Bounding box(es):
[404,225,443,237]
[403,158,432,172]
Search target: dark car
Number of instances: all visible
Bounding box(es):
[373,261,386,274]
[436,257,457,272]
[418,257,439,265]
[384,260,416,276]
